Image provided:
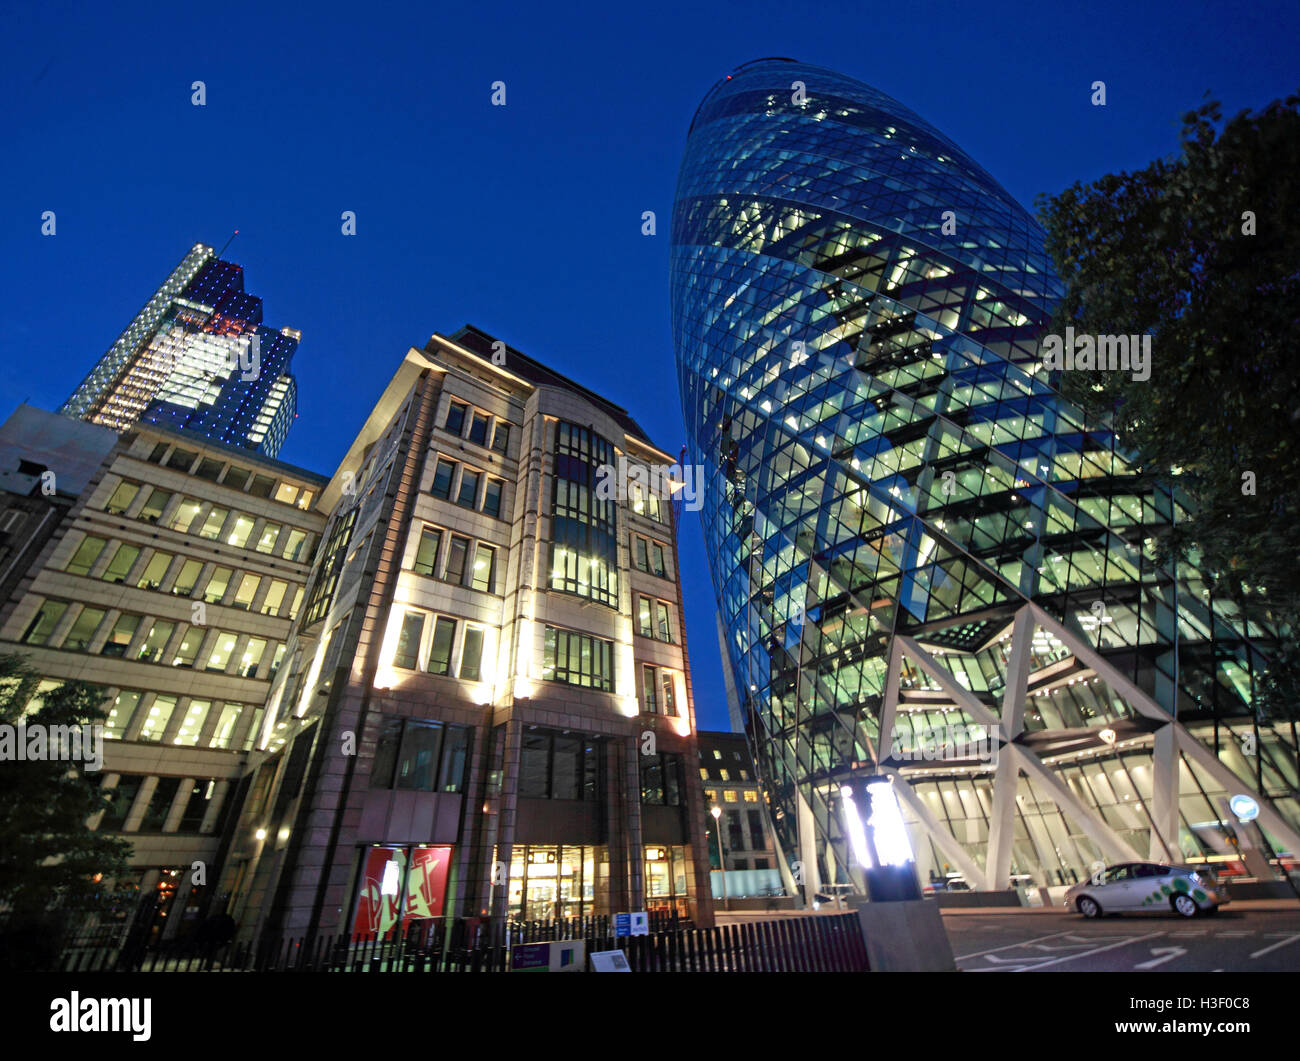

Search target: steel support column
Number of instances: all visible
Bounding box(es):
[1174,726,1300,858]
[1015,745,1144,864]
[886,768,987,888]
[1149,723,1181,862]
[986,607,1033,889]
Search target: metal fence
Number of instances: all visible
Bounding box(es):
[46,911,868,973]
[504,910,690,943]
[579,914,868,972]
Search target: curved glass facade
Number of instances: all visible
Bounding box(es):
[671,60,1298,894]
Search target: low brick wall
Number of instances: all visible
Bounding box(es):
[932,890,1022,908]
[1225,880,1298,901]
[714,896,799,912]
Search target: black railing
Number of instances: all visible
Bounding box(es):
[504,909,691,943]
[36,910,867,973]
[579,914,867,972]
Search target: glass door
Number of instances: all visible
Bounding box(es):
[524,848,558,920]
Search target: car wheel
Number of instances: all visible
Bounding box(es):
[1172,893,1199,918]
[1077,896,1102,919]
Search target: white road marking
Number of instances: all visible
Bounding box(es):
[1249,933,1300,959]
[1011,931,1166,972]
[955,931,1073,961]
[1135,946,1187,970]
[1030,935,1133,952]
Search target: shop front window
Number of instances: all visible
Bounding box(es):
[645,844,691,917]
[500,844,610,921]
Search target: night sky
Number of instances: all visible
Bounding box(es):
[3,0,1296,732]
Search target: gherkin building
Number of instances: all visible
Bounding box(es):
[670,58,1299,900]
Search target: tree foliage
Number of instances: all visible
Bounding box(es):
[1037,91,1300,717]
[0,654,133,923]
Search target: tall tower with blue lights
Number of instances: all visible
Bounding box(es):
[60,243,300,458]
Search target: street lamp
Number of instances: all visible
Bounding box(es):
[710,805,729,911]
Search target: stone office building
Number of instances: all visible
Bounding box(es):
[697,729,778,876]
[220,326,715,941]
[0,406,122,608]
[0,407,327,935]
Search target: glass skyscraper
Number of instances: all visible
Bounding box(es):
[61,243,300,458]
[671,59,1298,898]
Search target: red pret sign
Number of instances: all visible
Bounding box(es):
[404,845,452,925]
[352,847,405,938]
[351,846,452,937]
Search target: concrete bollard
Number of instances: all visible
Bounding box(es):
[855,899,957,971]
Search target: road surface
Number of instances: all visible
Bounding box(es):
[944,902,1300,972]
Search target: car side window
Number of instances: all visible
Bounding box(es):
[1133,864,1158,878]
[1104,865,1132,883]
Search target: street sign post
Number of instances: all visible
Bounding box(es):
[510,939,585,972]
[613,912,648,937]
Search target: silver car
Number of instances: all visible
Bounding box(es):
[1065,862,1228,918]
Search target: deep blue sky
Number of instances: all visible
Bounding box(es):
[2,0,1296,732]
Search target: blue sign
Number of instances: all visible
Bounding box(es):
[614,912,648,937]
[1229,794,1260,822]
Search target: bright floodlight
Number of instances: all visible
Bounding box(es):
[866,780,914,867]
[840,785,874,868]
